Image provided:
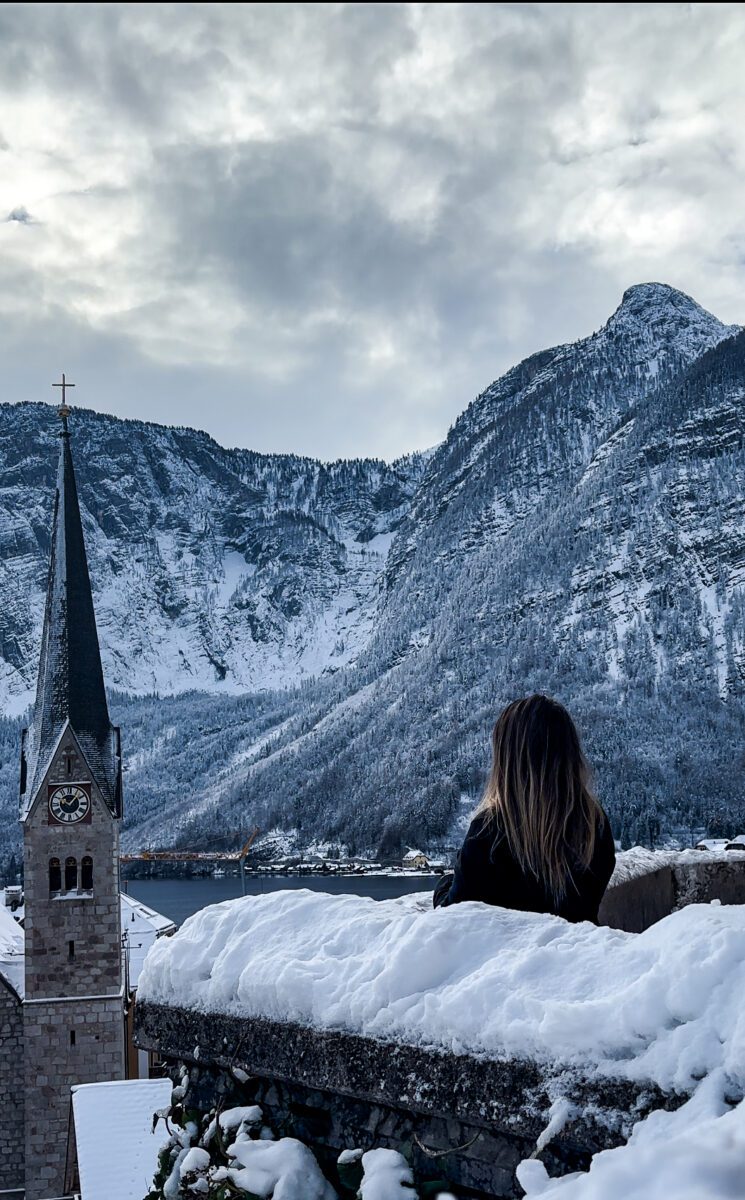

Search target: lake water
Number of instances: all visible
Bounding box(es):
[126,873,440,926]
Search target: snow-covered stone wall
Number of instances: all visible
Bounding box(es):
[134,852,745,1197]
[135,1003,676,1198]
[598,847,745,932]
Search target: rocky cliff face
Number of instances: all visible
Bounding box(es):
[2,284,744,862]
[0,406,428,712]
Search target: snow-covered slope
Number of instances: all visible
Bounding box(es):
[0,405,429,712]
[112,284,745,857]
[386,282,739,593]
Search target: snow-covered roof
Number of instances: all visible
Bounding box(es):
[0,902,23,1000]
[402,848,427,860]
[121,892,176,989]
[72,1077,172,1200]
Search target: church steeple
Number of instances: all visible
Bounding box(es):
[19,385,125,1200]
[20,392,121,818]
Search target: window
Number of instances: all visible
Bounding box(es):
[81,856,93,891]
[68,940,75,960]
[64,857,77,892]
[70,1030,76,1047]
[66,757,73,776]
[49,858,61,894]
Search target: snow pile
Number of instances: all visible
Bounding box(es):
[518,1073,745,1200]
[216,1137,336,1200]
[0,900,24,999]
[357,1149,416,1198]
[121,891,176,990]
[148,1096,459,1199]
[139,889,745,1092]
[140,889,745,1197]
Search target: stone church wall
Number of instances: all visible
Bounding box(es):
[0,979,24,1194]
[23,995,124,1200]
[22,737,125,1200]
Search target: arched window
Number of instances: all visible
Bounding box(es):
[81,856,93,891]
[64,857,77,892]
[49,858,61,894]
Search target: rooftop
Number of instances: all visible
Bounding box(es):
[72,1077,172,1200]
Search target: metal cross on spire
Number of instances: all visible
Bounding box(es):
[51,376,74,420]
[52,373,75,431]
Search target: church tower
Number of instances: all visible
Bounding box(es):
[20,390,124,1200]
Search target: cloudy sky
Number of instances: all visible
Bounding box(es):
[1,3,743,460]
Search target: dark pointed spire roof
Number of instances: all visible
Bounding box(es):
[21,408,121,818]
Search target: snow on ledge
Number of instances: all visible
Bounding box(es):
[607,844,734,887]
[137,888,745,1095]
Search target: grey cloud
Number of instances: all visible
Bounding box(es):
[0,3,743,460]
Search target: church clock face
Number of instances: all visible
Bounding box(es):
[48,784,91,824]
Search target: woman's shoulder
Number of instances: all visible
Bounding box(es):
[465,808,495,841]
[462,809,505,859]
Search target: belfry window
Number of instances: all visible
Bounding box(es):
[49,858,61,894]
[81,856,93,891]
[64,856,77,892]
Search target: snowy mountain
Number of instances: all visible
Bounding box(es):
[0,405,429,713]
[117,284,745,858]
[2,283,744,867]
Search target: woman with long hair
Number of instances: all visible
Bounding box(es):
[434,694,615,922]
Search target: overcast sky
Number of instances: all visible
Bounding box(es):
[1,3,743,461]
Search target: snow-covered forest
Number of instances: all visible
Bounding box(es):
[1,284,745,872]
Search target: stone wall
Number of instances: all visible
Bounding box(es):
[135,1001,684,1199]
[23,995,125,1200]
[599,850,745,932]
[0,978,24,1195]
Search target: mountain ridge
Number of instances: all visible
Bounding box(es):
[0,401,431,712]
[1,283,743,866]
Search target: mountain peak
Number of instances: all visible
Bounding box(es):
[620,281,690,306]
[603,282,738,356]
[615,281,715,322]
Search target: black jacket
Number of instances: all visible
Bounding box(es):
[433,809,616,923]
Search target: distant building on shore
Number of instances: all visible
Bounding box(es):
[402,849,430,869]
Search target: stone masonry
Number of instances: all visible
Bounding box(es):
[0,978,24,1195]
[136,1001,684,1199]
[23,733,124,1200]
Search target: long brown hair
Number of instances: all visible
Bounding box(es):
[475,694,602,902]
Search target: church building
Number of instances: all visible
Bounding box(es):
[0,393,172,1199]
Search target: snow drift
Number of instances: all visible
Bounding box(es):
[138,888,745,1094]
